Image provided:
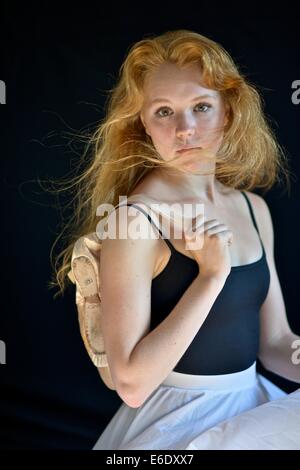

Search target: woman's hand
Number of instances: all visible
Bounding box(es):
[183,215,233,282]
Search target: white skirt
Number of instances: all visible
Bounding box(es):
[92,361,287,450]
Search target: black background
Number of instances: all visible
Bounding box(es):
[0,2,300,450]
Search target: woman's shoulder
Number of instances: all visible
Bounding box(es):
[239,189,267,213]
[236,190,271,241]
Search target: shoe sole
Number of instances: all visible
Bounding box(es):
[72,256,99,298]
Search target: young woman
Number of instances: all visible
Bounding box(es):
[52,29,300,450]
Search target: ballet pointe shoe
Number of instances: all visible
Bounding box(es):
[68,233,115,389]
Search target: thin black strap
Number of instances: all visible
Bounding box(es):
[241,191,265,255]
[115,202,175,251]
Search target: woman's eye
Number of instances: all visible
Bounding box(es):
[155,108,171,117]
[155,103,211,118]
[194,103,211,113]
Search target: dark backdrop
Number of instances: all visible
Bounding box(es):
[0,2,299,450]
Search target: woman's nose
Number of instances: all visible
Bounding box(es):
[176,126,196,139]
[175,116,196,139]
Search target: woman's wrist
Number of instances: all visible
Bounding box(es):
[196,272,227,292]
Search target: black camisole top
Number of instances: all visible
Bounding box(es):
[125,191,270,375]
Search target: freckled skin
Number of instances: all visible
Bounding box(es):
[140,62,228,173]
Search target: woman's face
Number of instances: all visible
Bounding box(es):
[140,62,228,167]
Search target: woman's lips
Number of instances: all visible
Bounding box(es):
[177,147,201,153]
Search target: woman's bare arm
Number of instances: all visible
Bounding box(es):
[122,274,224,407]
[100,205,225,408]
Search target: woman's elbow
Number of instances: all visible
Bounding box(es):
[116,381,144,408]
[110,359,149,408]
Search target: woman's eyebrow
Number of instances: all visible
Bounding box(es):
[149,94,217,105]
